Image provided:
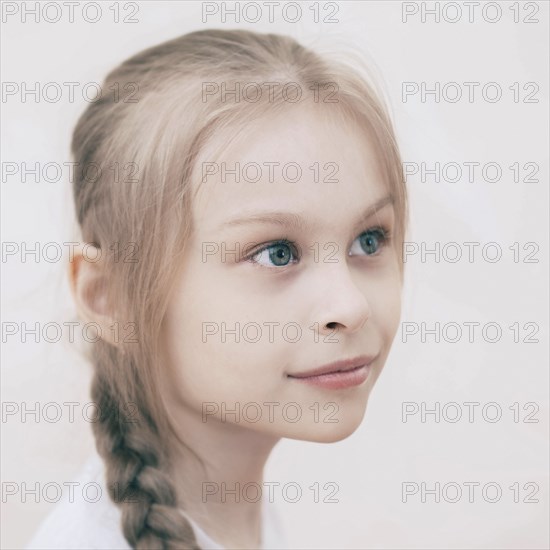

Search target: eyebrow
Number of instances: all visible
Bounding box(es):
[219,194,394,232]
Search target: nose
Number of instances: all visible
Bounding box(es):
[313,263,372,337]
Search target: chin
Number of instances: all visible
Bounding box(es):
[282,408,368,443]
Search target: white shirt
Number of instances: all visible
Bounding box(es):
[27,453,289,549]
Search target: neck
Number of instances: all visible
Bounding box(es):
[167,404,280,549]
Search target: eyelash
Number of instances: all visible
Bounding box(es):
[243,226,392,269]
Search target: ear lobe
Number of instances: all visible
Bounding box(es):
[68,244,119,346]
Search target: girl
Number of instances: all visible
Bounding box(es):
[28,28,408,549]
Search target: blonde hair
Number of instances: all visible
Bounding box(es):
[71,29,408,549]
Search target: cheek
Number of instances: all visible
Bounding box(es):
[160,268,288,412]
[368,265,403,343]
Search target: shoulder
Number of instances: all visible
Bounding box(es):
[27,453,292,550]
[26,453,130,550]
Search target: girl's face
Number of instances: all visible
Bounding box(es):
[161,105,402,443]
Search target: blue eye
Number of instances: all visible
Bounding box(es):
[349,227,389,256]
[248,240,298,268]
[245,226,390,269]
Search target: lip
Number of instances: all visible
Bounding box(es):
[287,355,377,390]
[288,355,376,378]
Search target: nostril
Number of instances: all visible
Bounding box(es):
[326,322,338,329]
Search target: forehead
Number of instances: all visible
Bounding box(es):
[190,105,388,230]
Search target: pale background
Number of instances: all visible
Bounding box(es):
[1,1,549,548]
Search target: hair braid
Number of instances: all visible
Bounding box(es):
[91,354,200,549]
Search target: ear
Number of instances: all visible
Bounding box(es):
[68,243,119,347]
